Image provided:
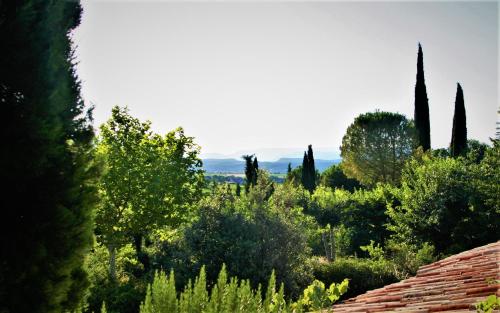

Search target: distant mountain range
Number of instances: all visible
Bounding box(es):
[202,158,341,174]
[201,147,340,162]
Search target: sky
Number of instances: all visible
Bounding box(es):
[74,1,498,161]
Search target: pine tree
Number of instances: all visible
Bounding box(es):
[0,1,97,312]
[450,83,467,157]
[414,43,431,151]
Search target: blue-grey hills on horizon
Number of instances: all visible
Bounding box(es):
[203,157,340,174]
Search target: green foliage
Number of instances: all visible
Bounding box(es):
[243,155,259,193]
[299,279,348,312]
[476,295,500,313]
[465,139,488,164]
[387,151,499,254]
[311,257,398,300]
[95,106,204,277]
[360,240,385,262]
[0,1,99,311]
[310,186,395,256]
[139,265,345,313]
[85,244,145,313]
[320,164,361,192]
[184,177,313,298]
[286,165,303,186]
[384,240,436,279]
[340,111,416,186]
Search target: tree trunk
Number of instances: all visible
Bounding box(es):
[322,232,332,262]
[108,245,117,282]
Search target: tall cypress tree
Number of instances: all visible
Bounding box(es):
[450,83,467,157]
[300,146,316,193]
[252,156,259,185]
[414,43,431,151]
[243,155,254,193]
[301,151,309,190]
[0,1,97,312]
[307,144,316,192]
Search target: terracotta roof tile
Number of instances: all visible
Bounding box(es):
[331,241,500,312]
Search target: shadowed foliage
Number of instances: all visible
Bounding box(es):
[0,1,98,312]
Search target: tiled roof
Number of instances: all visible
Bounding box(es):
[332,241,500,312]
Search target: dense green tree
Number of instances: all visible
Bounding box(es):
[310,186,394,256]
[0,1,99,312]
[243,155,254,193]
[301,145,317,193]
[242,154,258,193]
[320,164,361,192]
[340,111,416,186]
[286,165,303,186]
[184,174,313,298]
[387,151,500,254]
[252,157,259,185]
[96,107,204,280]
[301,152,309,188]
[450,83,467,157]
[465,139,488,164]
[414,43,431,151]
[307,145,317,192]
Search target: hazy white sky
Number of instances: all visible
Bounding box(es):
[74,1,498,160]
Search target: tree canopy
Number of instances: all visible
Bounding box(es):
[340,111,416,186]
[95,106,204,279]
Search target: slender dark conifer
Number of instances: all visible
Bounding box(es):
[243,155,254,193]
[414,43,431,151]
[307,145,316,192]
[450,83,467,157]
[301,152,309,189]
[252,157,259,185]
[0,1,97,312]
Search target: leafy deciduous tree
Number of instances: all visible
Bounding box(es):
[96,106,204,280]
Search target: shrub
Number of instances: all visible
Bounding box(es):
[320,163,361,192]
[85,244,145,313]
[139,265,348,313]
[310,186,395,256]
[385,240,436,279]
[311,257,398,300]
[184,177,313,298]
[387,151,499,255]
